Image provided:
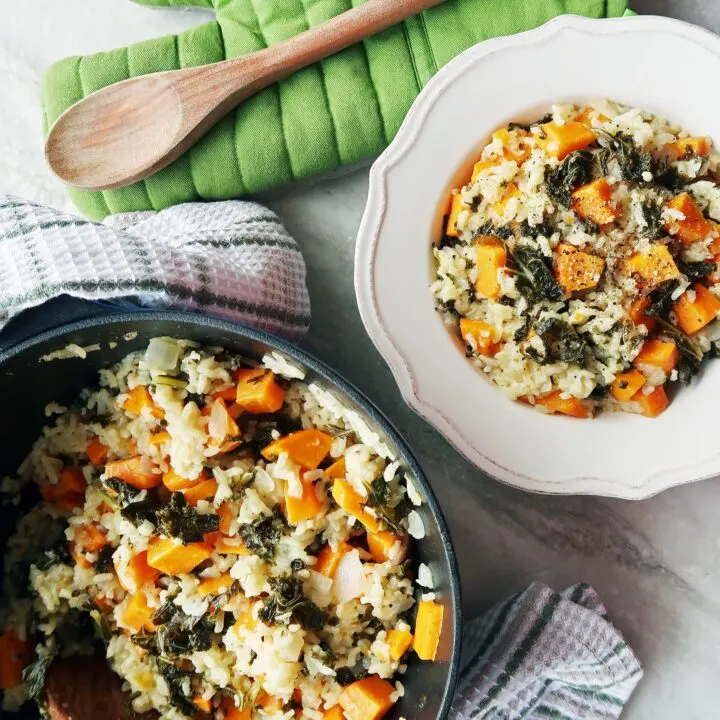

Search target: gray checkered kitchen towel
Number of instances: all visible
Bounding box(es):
[0,195,311,341]
[0,198,642,718]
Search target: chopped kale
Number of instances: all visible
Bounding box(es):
[120,495,161,528]
[22,652,56,701]
[521,219,554,240]
[258,575,327,632]
[473,221,513,241]
[640,199,664,240]
[677,259,714,283]
[589,384,611,399]
[364,477,409,534]
[35,544,72,571]
[93,545,114,574]
[147,608,215,656]
[438,216,456,249]
[103,477,142,506]
[596,130,654,184]
[653,316,704,385]
[508,121,532,132]
[545,149,594,207]
[645,280,681,319]
[711,342,720,360]
[155,492,219,543]
[335,667,358,687]
[653,155,682,191]
[157,659,197,716]
[239,505,287,559]
[528,317,587,365]
[509,245,564,303]
[207,580,242,616]
[513,316,531,343]
[290,558,306,572]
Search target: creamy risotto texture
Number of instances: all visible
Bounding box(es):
[432,101,720,418]
[0,339,442,720]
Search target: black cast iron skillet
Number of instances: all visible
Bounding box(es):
[0,310,461,720]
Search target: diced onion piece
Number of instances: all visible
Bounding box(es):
[333,550,368,603]
[144,337,182,371]
[407,511,425,539]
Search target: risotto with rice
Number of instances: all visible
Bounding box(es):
[0,338,441,720]
[432,100,720,418]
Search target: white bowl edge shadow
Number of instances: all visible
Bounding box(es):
[354,14,720,500]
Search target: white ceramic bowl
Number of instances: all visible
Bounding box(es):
[355,14,720,499]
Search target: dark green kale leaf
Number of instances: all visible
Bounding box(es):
[149,609,215,656]
[155,493,219,543]
[596,130,654,183]
[645,280,681,319]
[589,384,611,400]
[93,545,114,573]
[120,496,162,528]
[677,259,715,283]
[513,316,531,343]
[22,652,56,701]
[653,155,682,191]
[239,505,287,559]
[103,477,143,506]
[652,316,705,386]
[640,199,664,240]
[157,659,198,716]
[473,221,513,241]
[520,219,554,240]
[364,477,410,534]
[510,245,564,303]
[207,580,243,616]
[545,149,594,207]
[528,317,587,365]
[258,575,327,632]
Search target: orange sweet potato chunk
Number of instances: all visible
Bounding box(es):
[446,193,469,237]
[633,339,678,374]
[664,193,714,245]
[285,477,325,524]
[105,455,161,490]
[533,391,591,419]
[315,542,352,578]
[331,479,381,533]
[624,244,680,289]
[86,436,108,466]
[147,539,212,575]
[474,237,507,300]
[634,385,670,418]
[123,386,163,418]
[571,178,620,226]
[413,600,444,661]
[628,297,656,332]
[611,370,647,403]
[235,369,285,414]
[262,429,333,470]
[387,627,414,661]
[672,136,710,157]
[339,676,396,720]
[537,121,597,160]
[673,284,720,335]
[554,243,605,294]
[458,318,499,356]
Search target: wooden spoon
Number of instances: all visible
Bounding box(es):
[46,653,156,720]
[45,0,445,191]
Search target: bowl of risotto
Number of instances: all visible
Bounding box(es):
[0,312,460,720]
[355,14,720,497]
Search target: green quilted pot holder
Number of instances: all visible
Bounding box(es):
[42,0,630,220]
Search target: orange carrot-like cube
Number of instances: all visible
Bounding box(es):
[554,243,605,293]
[633,339,679,374]
[123,386,163,418]
[217,501,239,535]
[458,318,500,356]
[634,384,670,418]
[470,158,498,184]
[628,297,656,332]
[445,193,469,237]
[664,193,714,245]
[339,676,396,720]
[413,601,444,661]
[162,468,203,492]
[116,550,161,592]
[41,468,87,511]
[323,707,346,720]
[262,429,334,470]
[182,479,218,506]
[537,121,597,160]
[611,370,647,403]
[625,244,680,289]
[86,436,108,466]
[571,178,620,226]
[122,591,155,634]
[315,542,352,578]
[149,430,171,447]
[74,523,107,553]
[672,136,710,157]
[193,696,212,713]
[474,238,507,300]
[105,455,161,490]
[147,539,212,575]
[325,457,346,479]
[673,284,720,335]
[285,478,325,524]
[367,531,402,564]
[331,479,381,533]
[0,629,32,689]
[235,369,285,414]
[533,391,591,419]
[387,627,414,661]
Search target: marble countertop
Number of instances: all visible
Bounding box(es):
[1,1,719,717]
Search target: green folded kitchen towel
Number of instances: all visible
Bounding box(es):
[42,0,631,220]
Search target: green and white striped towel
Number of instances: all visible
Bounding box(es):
[453,582,642,719]
[0,199,642,718]
[0,195,311,341]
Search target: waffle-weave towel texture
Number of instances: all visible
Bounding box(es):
[452,582,642,719]
[0,195,310,340]
[42,0,631,219]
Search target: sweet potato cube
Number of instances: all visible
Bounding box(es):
[323,707,346,720]
[262,429,334,470]
[470,158,498,184]
[611,370,647,403]
[86,436,108,466]
[446,193,469,237]
[105,455,161,490]
[413,600,444,661]
[533,391,591,419]
[116,550,161,593]
[0,630,32,689]
[235,369,285,414]
[198,572,235,597]
[367,531,402,564]
[163,469,203,492]
[673,284,720,335]
[123,386,163,418]
[664,193,714,245]
[628,297,656,332]
[147,539,212,575]
[537,121,597,160]
[331,479,380,533]
[122,591,155,634]
[625,244,680,289]
[182,478,218,506]
[634,385,670,418]
[315,542,352,578]
[571,178,620,226]
[458,318,499,356]
[474,238,507,300]
[633,339,678,374]
[325,457,346,479]
[672,136,710,157]
[74,523,107,553]
[339,676,396,720]
[554,243,605,293]
[387,627,414,661]
[285,477,325,524]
